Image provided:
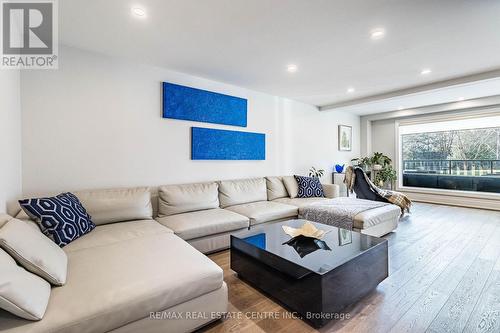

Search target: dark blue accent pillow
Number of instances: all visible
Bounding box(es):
[19,192,95,247]
[294,175,325,198]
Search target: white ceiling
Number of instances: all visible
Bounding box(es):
[59,0,500,112]
[324,77,500,115]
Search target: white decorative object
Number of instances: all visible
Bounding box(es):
[282,221,328,239]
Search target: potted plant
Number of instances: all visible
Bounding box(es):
[351,157,371,170]
[370,152,392,171]
[375,165,397,188]
[308,167,325,178]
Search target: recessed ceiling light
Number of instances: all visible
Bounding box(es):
[420,68,432,75]
[347,87,355,93]
[287,64,298,73]
[457,97,465,101]
[131,6,146,17]
[370,28,385,40]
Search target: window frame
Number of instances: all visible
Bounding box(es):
[395,109,500,200]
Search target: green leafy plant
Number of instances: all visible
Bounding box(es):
[375,165,398,187]
[370,152,392,167]
[352,152,393,173]
[351,157,371,168]
[308,167,325,178]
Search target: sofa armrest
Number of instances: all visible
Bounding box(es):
[322,184,340,198]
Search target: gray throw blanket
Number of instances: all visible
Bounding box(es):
[299,197,389,230]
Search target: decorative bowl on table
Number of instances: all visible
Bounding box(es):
[282,221,328,239]
[282,221,332,257]
[283,235,331,258]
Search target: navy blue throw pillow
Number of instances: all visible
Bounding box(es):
[294,175,325,198]
[19,192,95,247]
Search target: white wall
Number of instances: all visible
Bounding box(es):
[0,70,22,214]
[283,99,360,179]
[370,119,396,162]
[20,46,360,195]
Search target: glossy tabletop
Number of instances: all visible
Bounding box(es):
[232,219,386,275]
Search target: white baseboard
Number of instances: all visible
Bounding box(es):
[404,191,500,211]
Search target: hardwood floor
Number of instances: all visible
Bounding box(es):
[200,203,500,333]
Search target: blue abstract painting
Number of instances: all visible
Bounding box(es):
[163,82,247,127]
[191,127,265,160]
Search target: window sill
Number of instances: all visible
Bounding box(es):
[397,185,500,201]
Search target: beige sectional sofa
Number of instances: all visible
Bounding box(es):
[155,176,399,254]
[1,175,399,333]
[155,177,339,253]
[1,188,227,333]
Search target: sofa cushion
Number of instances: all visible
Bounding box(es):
[294,175,325,198]
[218,178,267,208]
[265,176,289,201]
[13,210,30,221]
[0,219,67,286]
[4,212,40,232]
[0,214,12,228]
[156,208,249,240]
[75,187,152,225]
[0,248,51,321]
[63,220,172,253]
[19,192,96,247]
[225,201,297,225]
[322,183,340,198]
[273,197,330,208]
[158,182,219,217]
[353,204,401,229]
[0,232,223,333]
[282,176,299,198]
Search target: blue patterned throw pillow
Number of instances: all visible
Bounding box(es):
[19,192,95,247]
[294,175,325,198]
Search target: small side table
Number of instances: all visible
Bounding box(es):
[332,172,347,197]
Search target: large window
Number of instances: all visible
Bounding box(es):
[399,115,500,194]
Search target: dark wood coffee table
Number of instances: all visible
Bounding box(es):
[230,219,388,328]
